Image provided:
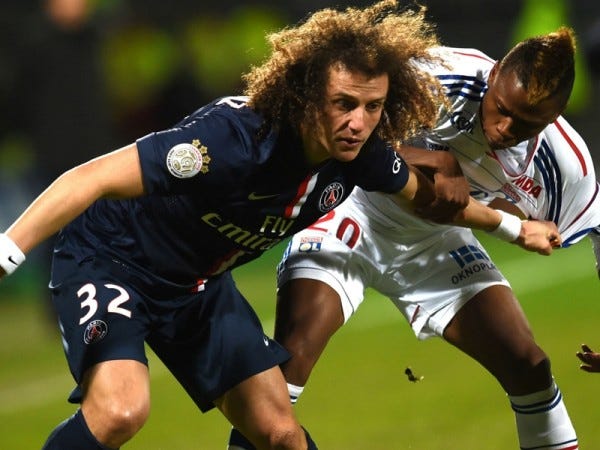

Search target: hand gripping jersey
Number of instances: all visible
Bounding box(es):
[55,96,408,292]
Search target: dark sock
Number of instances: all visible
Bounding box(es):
[42,409,117,450]
[227,426,318,450]
[303,426,318,450]
[228,427,255,449]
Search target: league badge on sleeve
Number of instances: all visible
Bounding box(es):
[166,140,211,178]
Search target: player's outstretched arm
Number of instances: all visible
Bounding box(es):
[576,344,600,373]
[0,144,144,280]
[452,199,561,255]
[393,168,561,255]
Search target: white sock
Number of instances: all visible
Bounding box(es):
[287,382,304,404]
[509,380,578,449]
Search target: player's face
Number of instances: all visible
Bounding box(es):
[480,64,564,150]
[303,64,388,164]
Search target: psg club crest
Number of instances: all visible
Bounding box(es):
[318,182,344,212]
[83,320,108,344]
[166,139,211,178]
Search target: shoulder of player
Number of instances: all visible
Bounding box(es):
[426,46,494,79]
[422,47,491,113]
[186,96,278,163]
[196,96,261,130]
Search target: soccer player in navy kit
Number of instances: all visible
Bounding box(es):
[0,1,561,449]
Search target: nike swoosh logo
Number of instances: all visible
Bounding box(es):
[7,255,18,266]
[248,192,278,201]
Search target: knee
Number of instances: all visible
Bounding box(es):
[503,351,553,395]
[263,420,306,450]
[104,398,150,439]
[512,344,549,375]
[279,337,320,387]
[83,393,150,446]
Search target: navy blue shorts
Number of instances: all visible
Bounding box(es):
[50,254,289,412]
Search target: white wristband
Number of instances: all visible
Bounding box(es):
[488,210,522,242]
[0,233,26,275]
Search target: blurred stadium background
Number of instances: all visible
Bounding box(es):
[1,0,600,448]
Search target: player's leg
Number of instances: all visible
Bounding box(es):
[274,278,345,389]
[43,360,151,450]
[443,285,577,449]
[226,278,342,450]
[216,367,317,450]
[149,272,317,450]
[443,285,549,393]
[43,255,152,449]
[81,360,150,446]
[271,213,369,403]
[393,227,577,449]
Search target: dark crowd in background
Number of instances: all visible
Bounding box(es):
[1,0,600,298]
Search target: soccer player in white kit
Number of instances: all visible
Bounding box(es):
[271,27,599,450]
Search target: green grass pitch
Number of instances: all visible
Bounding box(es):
[1,232,599,449]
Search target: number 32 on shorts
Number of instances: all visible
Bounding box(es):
[77,283,132,325]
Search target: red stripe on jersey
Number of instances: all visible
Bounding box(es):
[284,173,316,218]
[565,182,599,230]
[554,120,587,176]
[409,305,421,326]
[452,50,495,64]
[191,278,207,293]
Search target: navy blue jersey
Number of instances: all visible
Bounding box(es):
[57,96,408,291]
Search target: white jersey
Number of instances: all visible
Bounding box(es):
[409,47,600,246]
[278,47,600,339]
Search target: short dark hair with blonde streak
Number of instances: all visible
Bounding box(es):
[498,26,576,107]
[242,0,444,143]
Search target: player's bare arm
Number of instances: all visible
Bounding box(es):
[487,197,527,220]
[397,145,470,221]
[392,169,561,255]
[3,144,144,261]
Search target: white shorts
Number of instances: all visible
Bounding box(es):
[277,188,510,340]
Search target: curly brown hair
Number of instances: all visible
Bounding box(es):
[242,0,444,143]
[498,26,576,107]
